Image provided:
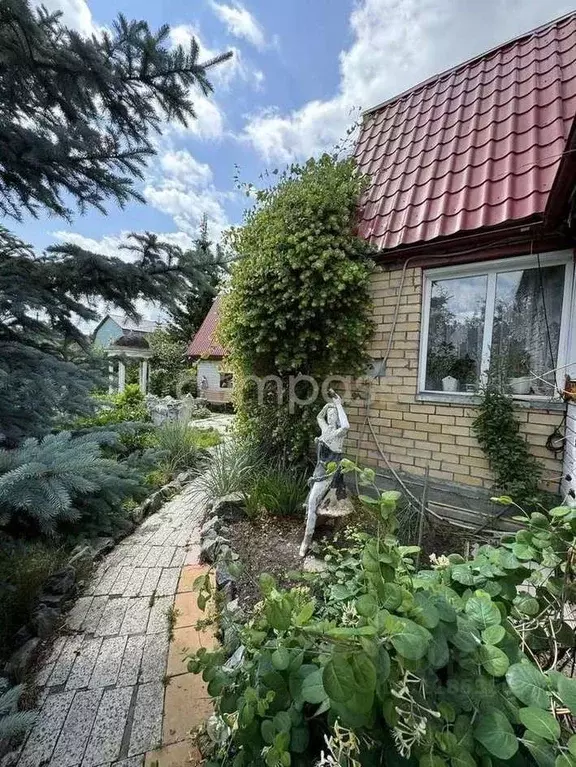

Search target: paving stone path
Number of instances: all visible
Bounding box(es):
[15,481,214,767]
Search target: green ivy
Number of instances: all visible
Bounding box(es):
[472,386,545,505]
[190,463,576,766]
[219,154,374,462]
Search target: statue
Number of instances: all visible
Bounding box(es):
[299,390,350,557]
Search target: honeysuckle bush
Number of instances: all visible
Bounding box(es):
[189,461,576,767]
[219,154,374,463]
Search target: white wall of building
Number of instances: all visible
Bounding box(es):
[197,360,221,391]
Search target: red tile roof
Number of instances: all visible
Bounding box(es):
[355,13,576,252]
[187,296,226,358]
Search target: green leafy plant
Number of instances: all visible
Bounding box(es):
[188,462,576,766]
[219,154,374,462]
[473,386,544,505]
[245,466,308,518]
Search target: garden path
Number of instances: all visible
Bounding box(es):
[14,480,213,767]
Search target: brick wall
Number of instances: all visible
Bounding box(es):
[346,264,563,496]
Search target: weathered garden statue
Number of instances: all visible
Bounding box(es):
[299,390,350,557]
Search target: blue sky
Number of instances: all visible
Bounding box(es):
[21,0,576,263]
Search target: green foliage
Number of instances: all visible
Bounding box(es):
[245,466,308,518]
[220,154,374,461]
[0,685,36,740]
[190,465,576,766]
[0,540,68,661]
[152,422,221,476]
[0,431,144,536]
[197,439,265,499]
[73,384,153,453]
[148,330,194,398]
[473,386,544,505]
[0,1,231,445]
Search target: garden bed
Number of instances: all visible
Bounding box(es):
[222,514,303,610]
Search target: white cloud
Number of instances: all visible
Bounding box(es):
[210,1,265,49]
[243,0,575,163]
[51,230,197,258]
[159,151,213,186]
[36,0,96,36]
[144,149,231,242]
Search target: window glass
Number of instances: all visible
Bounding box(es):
[425,275,487,392]
[490,265,564,396]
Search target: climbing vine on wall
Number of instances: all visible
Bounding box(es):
[219,154,374,462]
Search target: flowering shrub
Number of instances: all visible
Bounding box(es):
[219,154,374,462]
[189,462,576,766]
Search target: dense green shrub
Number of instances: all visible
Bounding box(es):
[473,386,544,505]
[220,154,374,462]
[0,431,144,537]
[148,329,196,398]
[190,463,576,766]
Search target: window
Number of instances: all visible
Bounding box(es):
[419,252,574,397]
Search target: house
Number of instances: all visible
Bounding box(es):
[187,296,233,403]
[348,12,576,525]
[93,313,161,393]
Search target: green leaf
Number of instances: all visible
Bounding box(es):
[261,719,275,744]
[290,726,309,754]
[330,584,351,601]
[568,735,576,757]
[512,543,537,560]
[518,707,560,741]
[265,598,292,631]
[465,594,501,629]
[428,633,450,669]
[356,594,378,618]
[549,506,571,517]
[300,670,326,704]
[506,663,549,708]
[523,733,556,767]
[380,582,403,610]
[419,756,447,767]
[350,652,377,694]
[271,648,290,671]
[451,564,477,586]
[450,750,476,767]
[323,656,355,703]
[515,595,540,616]
[358,494,379,507]
[482,625,505,645]
[557,675,576,715]
[556,756,576,767]
[450,617,481,653]
[414,592,440,629]
[478,644,509,676]
[259,573,277,596]
[386,616,432,660]
[474,710,518,759]
[273,712,292,733]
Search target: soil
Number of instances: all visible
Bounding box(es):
[224,515,303,610]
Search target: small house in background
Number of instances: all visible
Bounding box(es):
[348,12,576,524]
[93,313,161,393]
[187,296,233,404]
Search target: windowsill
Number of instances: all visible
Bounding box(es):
[416,391,566,410]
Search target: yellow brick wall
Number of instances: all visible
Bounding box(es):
[346,265,564,494]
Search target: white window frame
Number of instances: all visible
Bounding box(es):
[418,250,575,399]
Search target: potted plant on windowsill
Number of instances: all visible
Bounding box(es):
[506,347,532,395]
[450,354,477,393]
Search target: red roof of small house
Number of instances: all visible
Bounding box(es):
[355,12,576,253]
[187,296,226,358]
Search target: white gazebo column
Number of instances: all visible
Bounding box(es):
[139,359,149,394]
[108,360,114,394]
[117,360,126,393]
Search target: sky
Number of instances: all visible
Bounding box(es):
[18,0,576,269]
